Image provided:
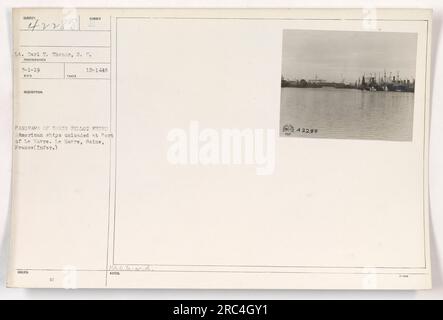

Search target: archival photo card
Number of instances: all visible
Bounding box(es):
[8,8,431,290]
[280,30,418,141]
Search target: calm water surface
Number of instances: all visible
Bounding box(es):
[280,87,414,141]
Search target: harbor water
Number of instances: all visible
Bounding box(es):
[280,87,415,141]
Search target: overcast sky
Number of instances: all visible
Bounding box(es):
[282,30,418,83]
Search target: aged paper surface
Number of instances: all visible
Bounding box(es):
[8,8,432,289]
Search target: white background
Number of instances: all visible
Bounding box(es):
[0,0,442,300]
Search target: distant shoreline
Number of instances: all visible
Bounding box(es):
[281,85,415,93]
[281,86,414,94]
[281,77,415,93]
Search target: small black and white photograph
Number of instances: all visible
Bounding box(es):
[280,30,418,141]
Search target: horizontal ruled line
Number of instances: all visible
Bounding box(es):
[20,29,111,32]
[20,61,111,64]
[15,268,429,275]
[20,45,110,48]
[21,78,110,80]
